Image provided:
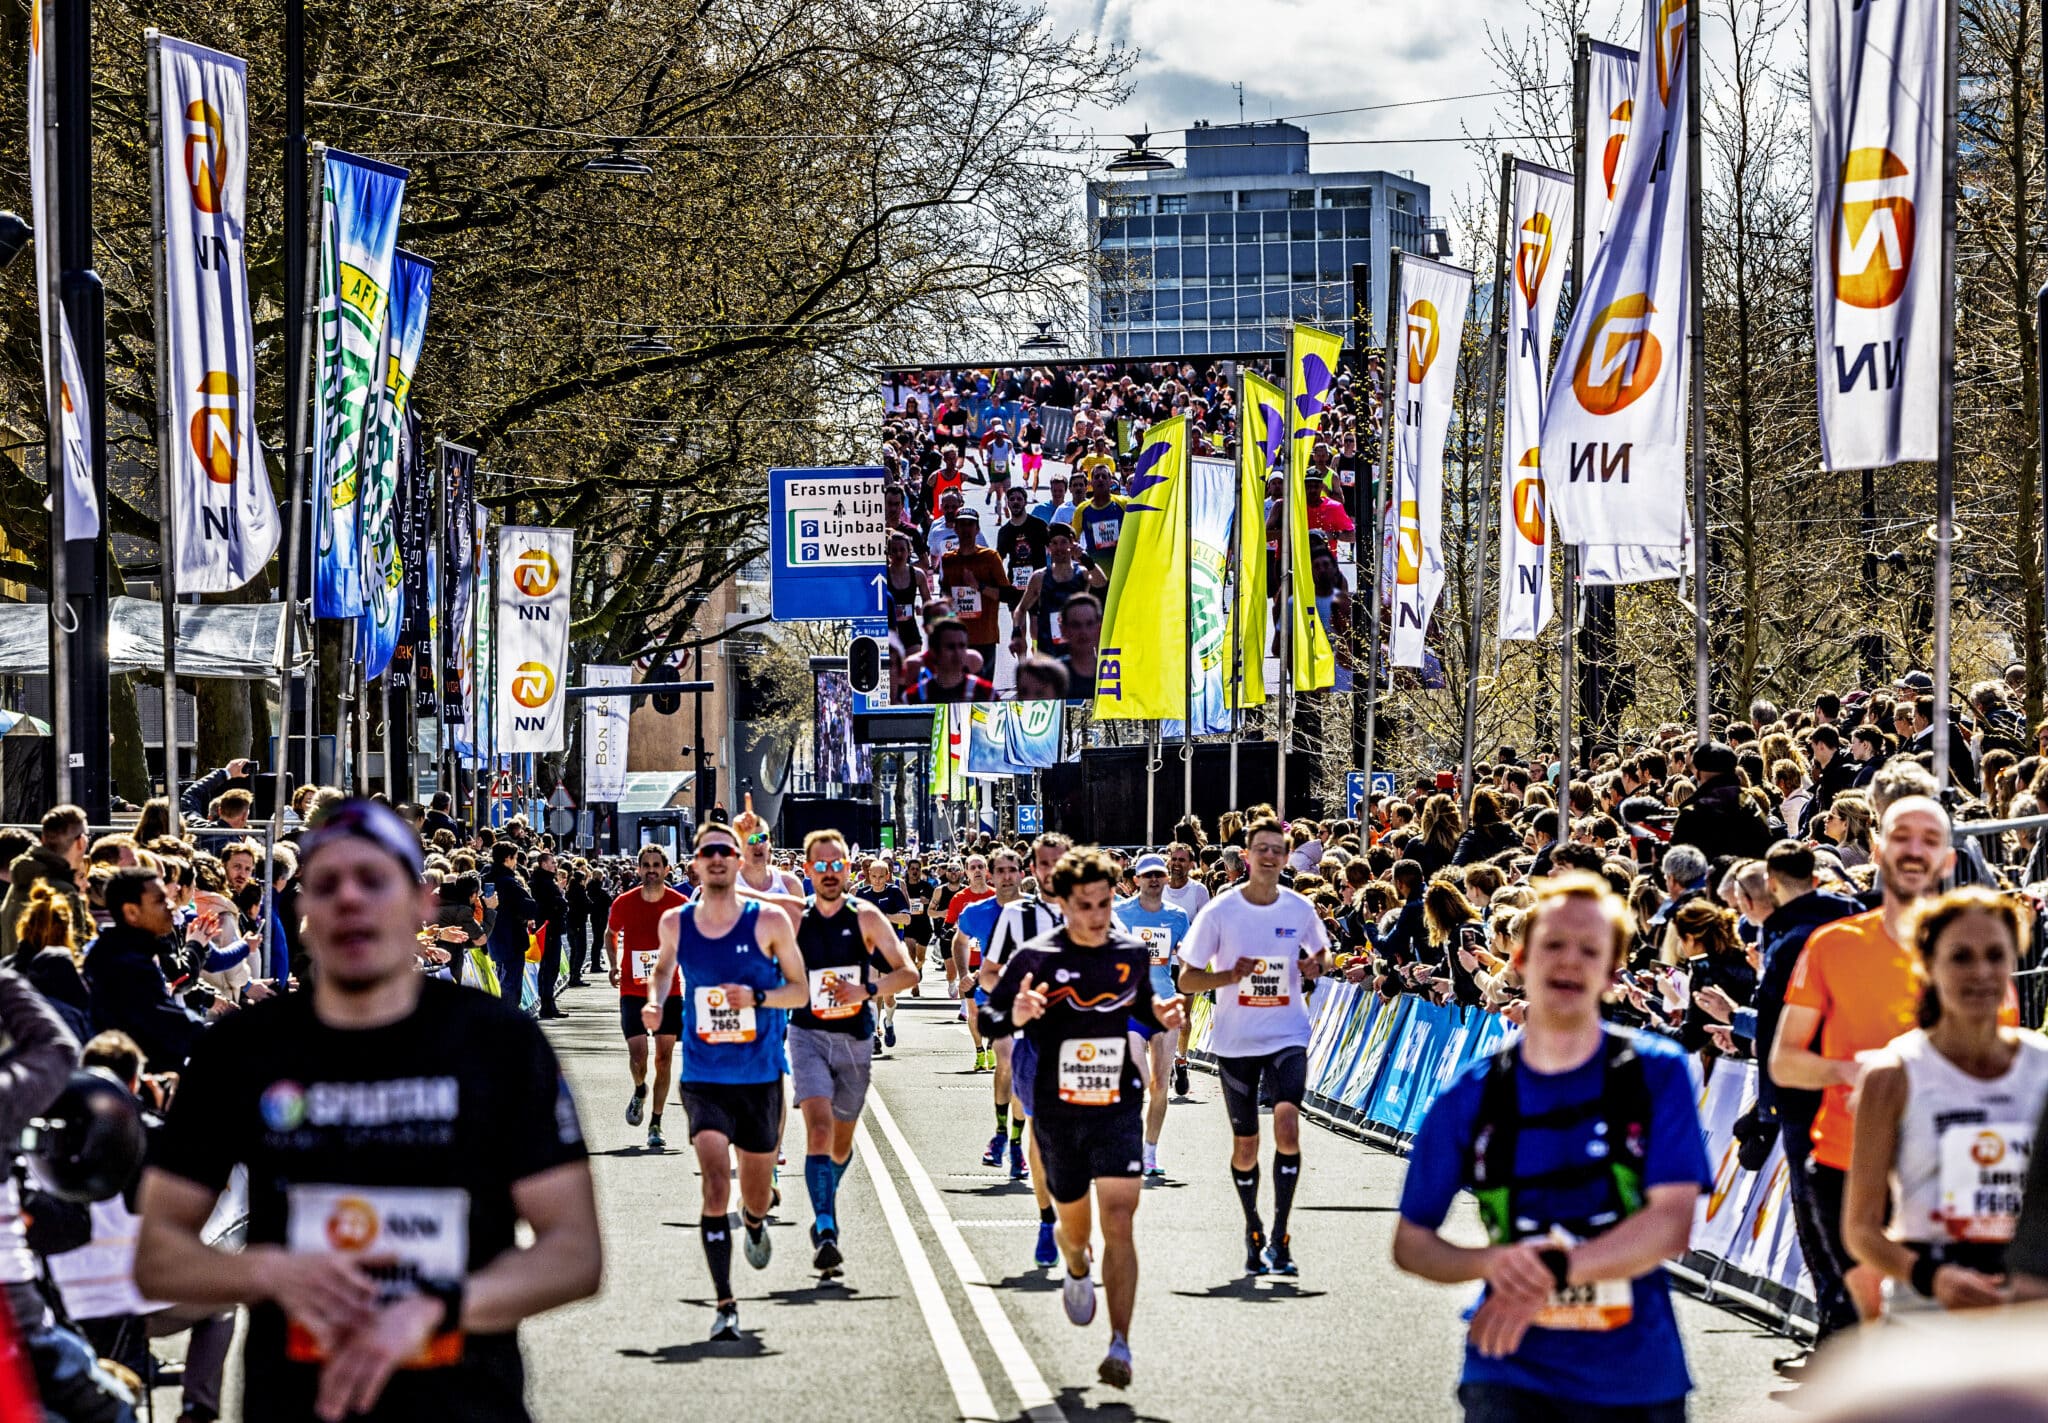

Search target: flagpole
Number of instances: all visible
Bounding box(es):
[144,32,182,835]
[37,0,72,808]
[289,144,325,797]
[1687,0,1711,742]
[1181,418,1194,828]
[1931,0,1959,788]
[1228,370,1246,811]
[1564,36,1590,785]
[1278,335,1296,819]
[1463,157,1514,805]
[1363,253,1402,791]
[1145,721,1158,845]
[434,437,450,800]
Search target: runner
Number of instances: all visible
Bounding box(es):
[1160,842,1210,1096]
[1842,885,2048,1314]
[1115,853,1191,1180]
[606,845,690,1150]
[954,848,1029,1177]
[134,798,601,1421]
[855,856,914,1051]
[790,832,919,1275]
[1177,816,1329,1275]
[980,844,1186,1390]
[644,822,809,1343]
[1393,870,1709,1422]
[946,853,997,1069]
[902,855,937,988]
[733,795,806,899]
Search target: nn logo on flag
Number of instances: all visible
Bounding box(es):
[1512,450,1546,544]
[1405,300,1441,383]
[1604,101,1633,200]
[1515,216,1554,307]
[1572,294,1663,416]
[183,99,227,214]
[190,372,241,484]
[1395,499,1422,585]
[510,661,556,709]
[512,547,560,597]
[1656,0,1689,105]
[1834,147,1915,310]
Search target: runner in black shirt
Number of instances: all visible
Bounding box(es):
[135,799,600,1423]
[980,846,1184,1392]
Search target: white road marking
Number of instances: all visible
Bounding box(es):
[854,1116,1000,1423]
[867,1088,1066,1422]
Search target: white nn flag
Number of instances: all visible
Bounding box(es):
[495,526,574,753]
[1545,0,1692,556]
[1583,39,1639,249]
[1497,161,1574,641]
[28,0,98,541]
[582,664,632,802]
[1810,0,1943,469]
[154,36,279,592]
[1386,255,1474,667]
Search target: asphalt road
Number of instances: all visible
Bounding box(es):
[149,975,1801,1420]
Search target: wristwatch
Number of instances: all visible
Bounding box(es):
[1537,1246,1572,1292]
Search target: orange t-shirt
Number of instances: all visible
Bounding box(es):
[1784,908,1919,1171]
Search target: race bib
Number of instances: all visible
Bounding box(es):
[1939,1121,2032,1242]
[632,950,661,983]
[285,1184,468,1367]
[1534,1277,1633,1331]
[1093,517,1121,549]
[951,586,982,616]
[694,986,758,1044]
[1237,956,1292,1007]
[807,966,865,1020]
[1135,925,1172,966]
[1012,565,1034,590]
[1058,1037,1126,1105]
[908,899,925,915]
[1048,610,1063,642]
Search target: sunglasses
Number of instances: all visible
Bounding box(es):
[696,843,740,860]
[810,858,849,874]
[745,831,770,846]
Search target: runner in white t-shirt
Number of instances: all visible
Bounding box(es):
[1178,816,1329,1278]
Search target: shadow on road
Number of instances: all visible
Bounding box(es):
[992,1269,1062,1293]
[762,1282,900,1307]
[620,1335,782,1365]
[1047,1383,1176,1422]
[1297,1203,1400,1213]
[1168,1277,1327,1303]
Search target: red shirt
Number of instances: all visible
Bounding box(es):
[608,885,689,996]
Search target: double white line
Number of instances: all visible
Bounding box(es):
[858,1087,1064,1423]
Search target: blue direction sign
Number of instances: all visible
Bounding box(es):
[770,467,888,622]
[1346,770,1399,818]
[1017,804,1044,834]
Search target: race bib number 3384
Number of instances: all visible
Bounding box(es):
[1057,1037,1126,1105]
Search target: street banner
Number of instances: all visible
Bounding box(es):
[1544,0,1691,555]
[29,0,98,541]
[1163,455,1237,738]
[1583,39,1640,248]
[442,443,476,730]
[1498,162,1574,641]
[966,705,1030,777]
[1003,699,1064,768]
[311,149,407,618]
[462,506,488,762]
[1224,373,1282,709]
[1581,532,1687,584]
[153,35,275,590]
[1385,255,1474,666]
[1810,0,1944,468]
[1093,416,1189,720]
[929,704,970,800]
[582,664,631,802]
[394,406,437,712]
[1285,324,1342,690]
[358,249,432,678]
[494,526,572,753]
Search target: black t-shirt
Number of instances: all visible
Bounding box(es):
[150,979,587,1422]
[981,927,1157,1121]
[792,899,873,1037]
[904,878,937,925]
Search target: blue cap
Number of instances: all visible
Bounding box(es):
[1133,852,1168,876]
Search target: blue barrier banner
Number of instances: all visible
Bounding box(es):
[1332,994,1399,1108]
[1372,1000,1458,1129]
[1305,983,1362,1091]
[1403,1007,1481,1135]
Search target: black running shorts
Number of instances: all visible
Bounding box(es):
[619,993,683,1041]
[1214,1046,1309,1138]
[680,1080,784,1155]
[1032,1111,1143,1204]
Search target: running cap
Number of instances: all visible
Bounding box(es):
[299,798,426,878]
[1133,852,1168,875]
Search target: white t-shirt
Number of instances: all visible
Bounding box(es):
[1161,879,1211,917]
[1179,886,1328,1058]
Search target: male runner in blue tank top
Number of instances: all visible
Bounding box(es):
[645,822,808,1343]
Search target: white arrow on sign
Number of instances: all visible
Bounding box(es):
[869,571,888,612]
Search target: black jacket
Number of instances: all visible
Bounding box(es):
[533,872,569,933]
[1745,889,1863,1138]
[1808,753,1858,825]
[1451,821,1518,866]
[84,921,208,1071]
[1670,779,1774,862]
[486,867,536,952]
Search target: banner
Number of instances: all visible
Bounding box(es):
[966,705,1030,776]
[1163,456,1236,737]
[153,36,274,590]
[467,510,489,762]
[494,526,572,753]
[1385,256,1473,666]
[1810,0,1944,469]
[1224,374,1282,709]
[394,405,438,712]
[359,250,433,679]
[1093,416,1189,720]
[1544,0,1691,555]
[582,664,631,802]
[1583,38,1640,249]
[29,0,98,541]
[1498,162,1574,641]
[311,149,407,618]
[929,704,970,799]
[1003,698,1064,768]
[1285,324,1342,690]
[1580,534,1686,585]
[442,443,476,729]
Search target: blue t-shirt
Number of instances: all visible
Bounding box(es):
[1113,895,1191,997]
[955,896,1007,1000]
[1397,1030,1709,1407]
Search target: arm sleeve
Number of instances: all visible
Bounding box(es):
[0,968,80,1141]
[1179,906,1217,972]
[179,767,230,817]
[1731,1006,1759,1042]
[1782,941,1829,1015]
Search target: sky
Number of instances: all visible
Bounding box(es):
[1044,0,1642,233]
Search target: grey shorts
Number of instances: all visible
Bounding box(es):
[788,1025,874,1121]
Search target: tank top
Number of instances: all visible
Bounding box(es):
[887,564,922,651]
[793,898,872,1037]
[1888,1027,2048,1247]
[676,900,784,1084]
[1035,562,1091,646]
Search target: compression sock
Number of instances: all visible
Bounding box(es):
[1232,1163,1263,1233]
[805,1154,837,1230]
[1009,1114,1024,1143]
[1040,1204,1057,1225]
[995,1101,1009,1134]
[701,1214,734,1301]
[1271,1151,1302,1242]
[833,1152,852,1189]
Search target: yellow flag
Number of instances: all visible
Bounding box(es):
[1224,374,1281,709]
[1092,417,1189,721]
[1286,324,1342,691]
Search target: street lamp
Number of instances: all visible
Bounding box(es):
[621,326,673,354]
[582,139,653,178]
[0,212,27,271]
[1018,321,1066,355]
[1106,131,1174,174]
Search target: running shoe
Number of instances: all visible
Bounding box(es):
[625,1084,647,1126]
[1264,1235,1297,1277]
[1061,1263,1097,1326]
[1034,1220,1059,1268]
[1173,1059,1190,1097]
[983,1133,1007,1167]
[811,1223,843,1275]
[1245,1228,1269,1276]
[709,1303,741,1342]
[1144,1161,1167,1180]
[874,1032,884,1055]
[646,1123,665,1150]
[1099,1335,1133,1390]
[743,1217,773,1270]
[1008,1138,1028,1180]
[884,1020,897,1048]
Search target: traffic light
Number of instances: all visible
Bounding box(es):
[849,635,881,694]
[646,658,681,715]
